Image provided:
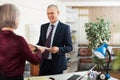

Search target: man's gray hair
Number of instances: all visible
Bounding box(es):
[47,4,58,10]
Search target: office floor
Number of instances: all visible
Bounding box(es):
[109,71,120,80]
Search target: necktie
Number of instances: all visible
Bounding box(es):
[42,25,54,59]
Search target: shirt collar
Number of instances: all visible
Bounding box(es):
[50,20,59,27]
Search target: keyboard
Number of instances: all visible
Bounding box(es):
[67,74,81,80]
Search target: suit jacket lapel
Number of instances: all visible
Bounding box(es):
[43,23,50,43]
[53,22,62,44]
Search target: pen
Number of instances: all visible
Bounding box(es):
[78,64,97,80]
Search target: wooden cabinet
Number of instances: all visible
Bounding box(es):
[30,64,39,76]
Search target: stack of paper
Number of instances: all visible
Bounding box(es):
[26,76,51,80]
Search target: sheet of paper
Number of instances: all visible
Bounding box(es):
[35,45,51,50]
[27,76,51,80]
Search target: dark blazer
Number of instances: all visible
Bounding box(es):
[37,21,73,72]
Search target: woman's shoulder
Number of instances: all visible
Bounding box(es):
[14,34,26,42]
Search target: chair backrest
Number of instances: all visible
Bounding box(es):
[78,48,92,56]
[78,48,93,63]
[112,48,120,56]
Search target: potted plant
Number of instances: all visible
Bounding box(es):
[84,17,111,70]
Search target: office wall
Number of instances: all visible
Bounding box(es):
[0,0,66,44]
[1,0,120,45]
[63,2,120,46]
[76,6,120,46]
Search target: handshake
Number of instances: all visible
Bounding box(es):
[28,44,59,54]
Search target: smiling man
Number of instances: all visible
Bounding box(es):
[37,4,73,76]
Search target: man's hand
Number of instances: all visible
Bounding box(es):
[28,44,45,53]
[48,46,59,54]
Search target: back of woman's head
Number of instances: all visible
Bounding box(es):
[0,3,19,29]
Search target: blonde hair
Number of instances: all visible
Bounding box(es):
[0,3,19,29]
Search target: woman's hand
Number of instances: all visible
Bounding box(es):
[28,44,36,52]
[38,46,45,53]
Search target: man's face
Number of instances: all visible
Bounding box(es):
[47,7,59,24]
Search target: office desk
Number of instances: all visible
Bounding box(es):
[24,71,118,80]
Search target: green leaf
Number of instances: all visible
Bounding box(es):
[84,17,111,70]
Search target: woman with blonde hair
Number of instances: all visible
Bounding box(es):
[0,3,45,80]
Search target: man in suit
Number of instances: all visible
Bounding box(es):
[37,4,73,76]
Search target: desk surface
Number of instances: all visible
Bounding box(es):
[25,71,118,80]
